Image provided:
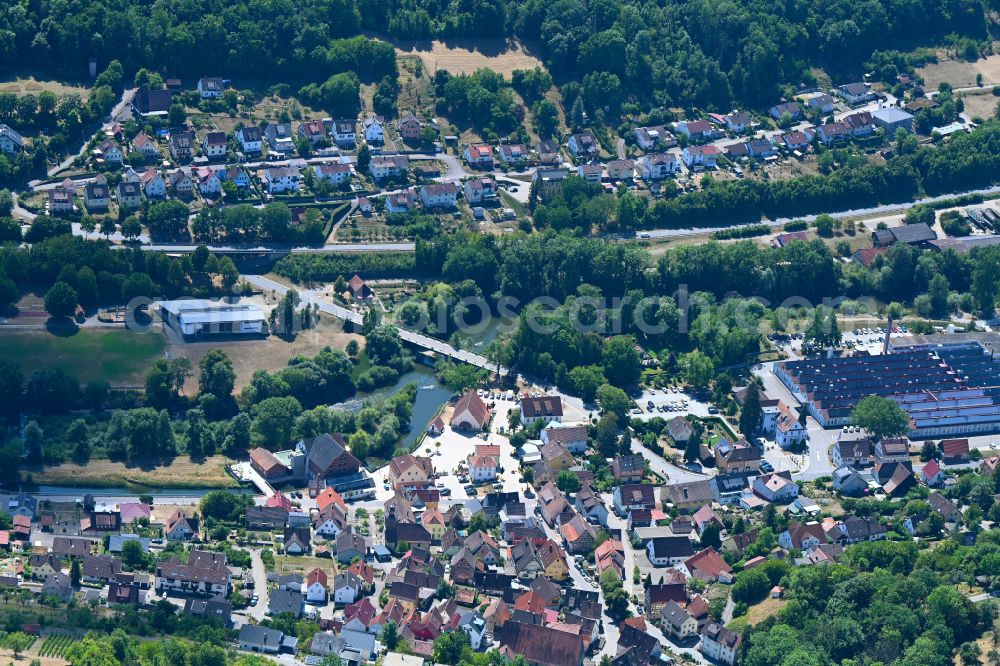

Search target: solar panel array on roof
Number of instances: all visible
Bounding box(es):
[776,344,1000,437]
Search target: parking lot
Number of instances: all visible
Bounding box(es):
[630,386,713,421]
[768,325,907,359]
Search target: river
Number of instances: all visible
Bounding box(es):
[22,368,452,499]
[331,365,452,451]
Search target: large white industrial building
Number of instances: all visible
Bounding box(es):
[159,299,265,336]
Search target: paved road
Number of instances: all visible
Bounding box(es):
[130,242,415,254]
[629,437,712,484]
[636,183,1000,240]
[243,274,501,373]
[245,547,269,622]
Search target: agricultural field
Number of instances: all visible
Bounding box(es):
[37,634,75,660]
[389,38,545,76]
[958,89,999,120]
[0,75,90,99]
[0,329,167,387]
[31,454,238,489]
[918,52,1000,89]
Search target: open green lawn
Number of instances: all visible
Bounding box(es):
[0,329,166,385]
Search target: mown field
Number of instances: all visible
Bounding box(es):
[0,329,166,386]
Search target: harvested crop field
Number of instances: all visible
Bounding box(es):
[0,75,91,99]
[386,38,545,76]
[31,455,238,489]
[166,317,363,394]
[959,90,999,120]
[918,52,1000,89]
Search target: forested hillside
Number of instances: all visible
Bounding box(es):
[0,0,990,109]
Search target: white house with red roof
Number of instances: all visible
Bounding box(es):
[305,567,328,603]
[920,459,945,487]
[463,144,494,168]
[451,390,490,431]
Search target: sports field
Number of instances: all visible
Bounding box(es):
[0,329,166,386]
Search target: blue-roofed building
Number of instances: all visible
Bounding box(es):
[873,108,915,134]
[776,336,1000,438]
[109,534,152,553]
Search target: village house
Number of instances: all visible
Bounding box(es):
[223,166,250,189]
[567,130,599,157]
[115,181,142,209]
[832,465,869,496]
[646,536,695,567]
[197,77,226,98]
[48,181,74,215]
[782,130,811,151]
[167,168,194,196]
[723,112,751,132]
[606,159,635,180]
[419,182,459,208]
[84,182,111,211]
[843,111,876,136]
[635,125,677,151]
[535,139,561,165]
[577,163,603,183]
[156,550,230,596]
[196,167,222,196]
[753,472,799,503]
[388,454,434,490]
[131,86,172,118]
[682,144,719,169]
[469,448,500,483]
[397,112,423,141]
[314,163,352,186]
[497,143,530,166]
[370,155,409,180]
[661,601,699,639]
[262,166,301,194]
[202,132,227,159]
[463,144,494,168]
[675,119,717,141]
[0,124,25,154]
[236,126,263,154]
[638,153,680,180]
[700,622,742,666]
[165,509,198,541]
[612,454,646,483]
[817,122,852,145]
[941,438,970,464]
[807,93,836,113]
[540,424,588,454]
[385,189,417,214]
[520,396,563,425]
[131,132,161,160]
[331,119,357,148]
[264,122,294,155]
[833,439,872,467]
[168,131,194,162]
[874,438,910,464]
[98,138,123,163]
[140,169,167,198]
[298,120,327,146]
[678,548,733,583]
[769,101,803,120]
[836,82,876,105]
[715,438,762,473]
[363,116,385,143]
[463,177,497,204]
